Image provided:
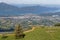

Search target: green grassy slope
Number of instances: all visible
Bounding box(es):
[0,27,60,40]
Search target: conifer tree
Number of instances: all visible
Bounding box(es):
[15,24,25,39]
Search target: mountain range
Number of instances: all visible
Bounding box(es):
[0,2,60,16]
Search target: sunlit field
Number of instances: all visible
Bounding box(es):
[0,27,60,40]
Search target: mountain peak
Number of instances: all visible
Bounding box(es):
[0,2,6,4]
[0,2,9,6]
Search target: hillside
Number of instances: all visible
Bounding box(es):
[23,27,60,40]
[0,27,60,40]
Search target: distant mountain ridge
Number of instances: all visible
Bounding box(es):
[0,2,60,16]
[19,5,59,13]
[0,2,21,16]
[39,12,60,16]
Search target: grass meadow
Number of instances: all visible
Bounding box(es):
[0,27,60,40]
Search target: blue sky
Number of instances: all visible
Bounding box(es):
[0,0,60,5]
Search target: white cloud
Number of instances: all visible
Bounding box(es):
[0,0,60,5]
[0,1,2,3]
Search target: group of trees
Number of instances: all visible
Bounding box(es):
[54,23,60,26]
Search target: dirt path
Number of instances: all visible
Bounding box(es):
[24,27,36,33]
